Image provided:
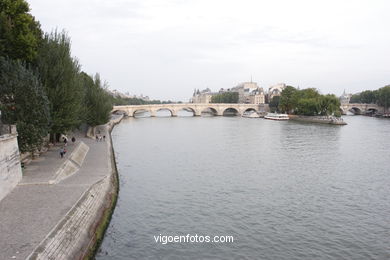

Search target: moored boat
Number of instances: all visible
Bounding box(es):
[242,112,260,118]
[264,113,289,120]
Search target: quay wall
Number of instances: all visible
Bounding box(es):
[0,132,22,202]
[81,114,124,259]
[27,115,124,260]
[289,115,347,125]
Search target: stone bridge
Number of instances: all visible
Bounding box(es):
[112,103,268,117]
[340,103,383,115]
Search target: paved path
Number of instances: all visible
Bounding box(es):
[0,123,114,260]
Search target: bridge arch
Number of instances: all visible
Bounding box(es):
[242,107,257,114]
[223,107,239,116]
[201,107,218,116]
[176,107,196,116]
[112,109,129,116]
[155,108,174,117]
[133,109,151,117]
[366,107,378,115]
[349,107,362,115]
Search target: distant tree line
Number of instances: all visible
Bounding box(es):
[270,86,341,116]
[0,0,112,155]
[110,96,176,106]
[349,86,390,111]
[211,92,239,103]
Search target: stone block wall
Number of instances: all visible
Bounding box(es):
[0,133,22,201]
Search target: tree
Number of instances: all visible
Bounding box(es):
[281,87,340,116]
[82,73,112,126]
[295,88,320,99]
[36,30,83,141]
[279,85,297,113]
[0,57,50,154]
[295,98,318,116]
[211,92,239,103]
[0,0,42,63]
[269,96,280,112]
[377,85,390,112]
[360,90,377,104]
[316,94,340,116]
[349,93,361,103]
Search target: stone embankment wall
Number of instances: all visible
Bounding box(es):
[288,115,347,125]
[27,115,123,260]
[0,128,22,202]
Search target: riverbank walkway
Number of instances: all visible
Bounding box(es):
[0,117,119,259]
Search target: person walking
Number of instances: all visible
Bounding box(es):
[71,136,76,144]
[60,147,64,158]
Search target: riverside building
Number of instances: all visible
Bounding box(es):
[268,83,286,100]
[191,81,265,104]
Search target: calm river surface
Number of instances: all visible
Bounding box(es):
[97,115,390,260]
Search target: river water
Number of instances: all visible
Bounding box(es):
[97,114,390,260]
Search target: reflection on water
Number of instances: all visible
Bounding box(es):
[97,116,390,260]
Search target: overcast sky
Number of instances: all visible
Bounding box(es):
[28,0,390,101]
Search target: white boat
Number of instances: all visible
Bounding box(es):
[242,112,260,118]
[264,113,289,120]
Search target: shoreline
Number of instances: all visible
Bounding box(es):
[32,115,124,259]
[288,115,347,125]
[80,115,123,259]
[2,115,124,260]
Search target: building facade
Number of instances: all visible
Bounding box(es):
[268,83,286,100]
[191,88,215,103]
[192,81,265,104]
[339,90,352,104]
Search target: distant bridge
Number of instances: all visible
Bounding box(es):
[340,103,383,115]
[112,103,268,117]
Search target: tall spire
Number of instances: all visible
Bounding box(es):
[250,75,253,83]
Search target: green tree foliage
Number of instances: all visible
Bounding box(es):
[109,96,170,105]
[350,87,388,111]
[269,96,280,112]
[316,94,340,116]
[81,73,112,126]
[0,57,49,153]
[279,86,298,113]
[350,90,378,104]
[295,98,318,116]
[360,90,377,104]
[349,93,361,103]
[377,85,390,111]
[295,88,320,99]
[0,0,42,63]
[211,92,239,103]
[279,87,340,116]
[36,30,83,138]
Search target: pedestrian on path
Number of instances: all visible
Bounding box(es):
[60,148,64,158]
[103,135,106,141]
[96,135,99,142]
[63,137,68,146]
[71,136,76,144]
